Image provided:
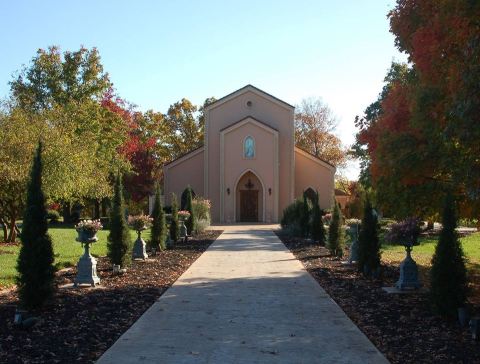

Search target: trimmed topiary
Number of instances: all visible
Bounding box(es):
[327,201,344,256]
[16,142,55,310]
[430,193,468,316]
[107,174,132,267]
[150,184,166,250]
[170,193,180,242]
[357,199,381,276]
[310,191,326,245]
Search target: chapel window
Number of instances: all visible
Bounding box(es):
[244,136,255,159]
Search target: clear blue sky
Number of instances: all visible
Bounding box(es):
[0,0,406,179]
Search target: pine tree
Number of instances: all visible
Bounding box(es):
[327,201,344,256]
[300,191,310,237]
[16,142,55,310]
[150,184,166,250]
[357,199,381,276]
[169,193,180,242]
[107,174,132,267]
[185,186,196,235]
[310,191,326,245]
[430,193,468,316]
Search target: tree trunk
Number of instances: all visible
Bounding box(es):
[94,200,100,219]
[62,201,71,224]
[0,217,8,242]
[101,198,109,217]
[7,217,17,243]
[427,220,434,230]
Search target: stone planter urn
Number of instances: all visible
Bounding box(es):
[74,232,100,287]
[132,227,148,260]
[396,243,421,290]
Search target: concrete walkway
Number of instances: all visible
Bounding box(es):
[98,226,388,364]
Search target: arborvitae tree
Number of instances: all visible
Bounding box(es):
[184,186,196,235]
[300,191,310,237]
[310,191,326,245]
[17,142,55,310]
[327,201,344,256]
[169,193,180,242]
[107,174,132,267]
[150,184,166,250]
[430,193,468,316]
[357,199,381,276]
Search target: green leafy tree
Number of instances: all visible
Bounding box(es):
[327,201,344,256]
[300,191,310,238]
[430,194,468,316]
[107,175,132,267]
[311,191,326,245]
[150,184,166,250]
[16,142,55,309]
[169,193,180,242]
[184,186,196,235]
[357,199,381,276]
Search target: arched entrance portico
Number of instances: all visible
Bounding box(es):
[234,170,265,222]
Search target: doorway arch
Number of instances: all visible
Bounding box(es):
[234,169,265,222]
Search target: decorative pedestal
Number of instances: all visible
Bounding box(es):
[74,237,100,287]
[347,225,359,264]
[132,231,148,260]
[396,245,421,290]
[180,221,187,239]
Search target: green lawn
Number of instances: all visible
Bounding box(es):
[0,226,150,289]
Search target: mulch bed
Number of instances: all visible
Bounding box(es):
[276,231,480,364]
[0,230,222,364]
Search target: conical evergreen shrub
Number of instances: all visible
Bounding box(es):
[150,184,166,250]
[327,201,344,256]
[310,191,326,245]
[107,175,132,267]
[184,186,196,235]
[17,142,55,310]
[300,191,310,238]
[169,193,180,242]
[430,193,468,316]
[357,199,381,276]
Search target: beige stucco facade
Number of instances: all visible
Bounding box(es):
[163,85,335,223]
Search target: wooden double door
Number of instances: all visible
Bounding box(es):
[240,190,259,222]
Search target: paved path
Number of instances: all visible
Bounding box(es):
[98,227,388,364]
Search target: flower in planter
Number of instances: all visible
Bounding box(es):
[322,213,332,226]
[75,219,103,234]
[128,214,153,232]
[345,218,361,227]
[385,217,421,246]
[178,210,191,221]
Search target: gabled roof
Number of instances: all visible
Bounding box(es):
[219,115,278,133]
[163,146,204,168]
[206,84,294,112]
[294,146,336,171]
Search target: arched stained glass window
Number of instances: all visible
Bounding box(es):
[244,136,255,159]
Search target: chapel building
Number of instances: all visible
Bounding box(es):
[163,85,335,223]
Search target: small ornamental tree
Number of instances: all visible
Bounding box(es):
[357,199,381,276]
[327,201,344,256]
[107,174,132,267]
[150,184,167,250]
[430,194,468,316]
[310,191,326,245]
[184,186,196,235]
[300,191,310,237]
[170,193,180,242]
[17,142,55,310]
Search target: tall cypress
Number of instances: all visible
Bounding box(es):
[300,191,310,238]
[327,201,344,256]
[310,191,326,245]
[150,184,166,250]
[430,193,468,316]
[185,186,196,235]
[107,174,131,267]
[169,193,180,242]
[17,142,55,310]
[357,199,381,276]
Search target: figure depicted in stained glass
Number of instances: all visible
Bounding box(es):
[244,136,255,158]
